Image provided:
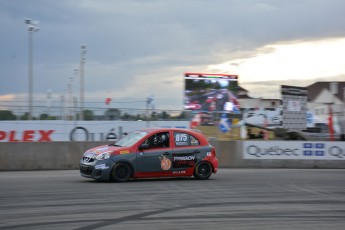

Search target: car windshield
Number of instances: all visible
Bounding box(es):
[113,131,148,147]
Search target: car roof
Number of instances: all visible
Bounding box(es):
[139,127,202,134]
[134,128,209,145]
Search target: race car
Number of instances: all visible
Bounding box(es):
[79,128,218,182]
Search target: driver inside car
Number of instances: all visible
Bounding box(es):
[151,132,169,148]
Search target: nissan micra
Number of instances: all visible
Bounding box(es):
[79,128,218,182]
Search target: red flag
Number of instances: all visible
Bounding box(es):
[105,97,112,105]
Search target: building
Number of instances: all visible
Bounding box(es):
[237,86,281,109]
[238,82,345,135]
[307,81,345,134]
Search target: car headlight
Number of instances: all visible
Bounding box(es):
[96,152,111,160]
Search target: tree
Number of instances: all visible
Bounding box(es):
[151,111,158,120]
[83,110,94,120]
[177,111,189,119]
[0,110,16,120]
[136,114,142,121]
[39,113,49,120]
[20,112,30,120]
[105,108,121,120]
[159,111,170,120]
[39,113,56,120]
[121,113,135,120]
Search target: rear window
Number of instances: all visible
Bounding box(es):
[174,132,200,147]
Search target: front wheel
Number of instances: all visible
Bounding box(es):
[194,162,212,180]
[110,162,132,182]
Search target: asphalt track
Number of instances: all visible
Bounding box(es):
[0,169,344,230]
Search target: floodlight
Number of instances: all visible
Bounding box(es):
[25,18,32,24]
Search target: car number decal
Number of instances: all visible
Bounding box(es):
[174,133,189,146]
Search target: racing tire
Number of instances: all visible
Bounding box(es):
[110,162,132,182]
[194,162,212,180]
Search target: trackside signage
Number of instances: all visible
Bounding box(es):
[243,141,345,160]
[0,120,188,142]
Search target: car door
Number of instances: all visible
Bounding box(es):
[135,131,173,177]
[171,131,200,175]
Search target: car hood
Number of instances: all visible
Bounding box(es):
[86,145,131,156]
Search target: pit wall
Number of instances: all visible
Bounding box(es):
[0,141,344,170]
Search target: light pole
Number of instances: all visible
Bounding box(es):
[73,68,78,121]
[79,45,87,120]
[342,87,345,141]
[46,89,52,117]
[67,74,73,120]
[25,18,40,120]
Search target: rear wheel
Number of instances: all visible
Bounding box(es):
[110,162,132,182]
[194,162,212,180]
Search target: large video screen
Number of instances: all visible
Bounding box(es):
[184,72,239,113]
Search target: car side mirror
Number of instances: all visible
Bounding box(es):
[139,143,149,151]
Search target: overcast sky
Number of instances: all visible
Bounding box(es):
[1,0,345,114]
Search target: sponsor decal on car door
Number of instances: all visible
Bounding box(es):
[171,149,198,171]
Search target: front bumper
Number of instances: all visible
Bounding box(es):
[79,159,113,181]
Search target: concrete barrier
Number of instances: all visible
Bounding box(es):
[0,142,109,170]
[0,141,344,170]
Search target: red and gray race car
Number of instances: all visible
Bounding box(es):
[79,128,218,182]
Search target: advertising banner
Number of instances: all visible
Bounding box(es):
[281,85,308,131]
[0,120,188,142]
[243,141,345,160]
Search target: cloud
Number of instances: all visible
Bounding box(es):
[241,74,345,99]
[208,37,345,83]
[1,0,345,113]
[0,94,16,101]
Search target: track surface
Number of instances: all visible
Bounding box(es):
[0,169,344,230]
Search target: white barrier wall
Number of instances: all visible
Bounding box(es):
[0,120,189,142]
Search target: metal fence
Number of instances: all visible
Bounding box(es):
[0,100,188,121]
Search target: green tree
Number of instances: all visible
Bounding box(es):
[151,111,157,120]
[136,114,142,121]
[83,110,94,120]
[177,111,189,119]
[38,113,56,120]
[159,111,170,120]
[20,112,30,120]
[105,108,121,120]
[39,113,49,120]
[0,110,16,120]
[121,113,135,120]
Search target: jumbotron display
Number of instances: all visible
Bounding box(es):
[184,72,239,113]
